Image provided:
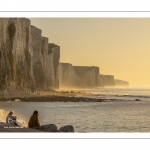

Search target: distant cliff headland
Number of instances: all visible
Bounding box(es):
[0,18,129,93]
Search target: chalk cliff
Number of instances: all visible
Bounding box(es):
[0,18,60,92]
[59,63,100,88]
[99,74,115,87]
[59,63,76,88]
[74,66,100,88]
[47,43,60,89]
[0,18,129,92]
[115,79,129,87]
[31,25,46,90]
[0,18,36,92]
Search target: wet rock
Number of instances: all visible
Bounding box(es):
[14,99,20,102]
[135,99,140,101]
[59,125,74,132]
[38,124,59,132]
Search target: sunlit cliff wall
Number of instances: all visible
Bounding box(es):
[99,74,115,87]
[31,25,46,90]
[74,66,100,88]
[0,18,60,92]
[0,18,36,92]
[59,63,76,88]
[46,43,60,89]
[59,64,100,88]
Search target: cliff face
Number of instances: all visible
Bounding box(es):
[115,79,129,87]
[47,44,60,89]
[41,37,48,85]
[31,25,46,90]
[94,67,99,87]
[0,18,60,92]
[0,18,36,92]
[59,63,76,88]
[74,66,98,88]
[99,74,115,87]
[0,18,129,92]
[59,64,100,88]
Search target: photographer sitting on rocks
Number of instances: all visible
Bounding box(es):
[28,110,74,132]
[6,111,17,125]
[28,110,40,128]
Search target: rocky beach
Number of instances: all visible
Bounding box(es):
[0,87,150,132]
[0,89,134,102]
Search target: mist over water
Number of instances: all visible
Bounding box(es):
[81,87,150,101]
[0,87,150,132]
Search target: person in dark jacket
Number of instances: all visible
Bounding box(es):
[28,110,40,128]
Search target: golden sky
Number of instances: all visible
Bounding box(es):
[30,18,150,87]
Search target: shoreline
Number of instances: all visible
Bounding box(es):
[0,95,106,102]
[0,89,142,102]
[0,93,135,103]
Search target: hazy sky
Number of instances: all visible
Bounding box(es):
[30,18,150,87]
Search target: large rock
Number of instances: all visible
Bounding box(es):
[38,124,59,132]
[59,125,74,132]
[36,124,74,132]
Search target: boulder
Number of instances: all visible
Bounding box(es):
[59,125,74,132]
[135,99,140,101]
[38,124,59,132]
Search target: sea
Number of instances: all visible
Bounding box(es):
[0,87,150,132]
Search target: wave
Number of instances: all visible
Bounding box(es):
[0,109,28,127]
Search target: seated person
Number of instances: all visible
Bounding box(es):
[28,110,40,128]
[6,111,17,125]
